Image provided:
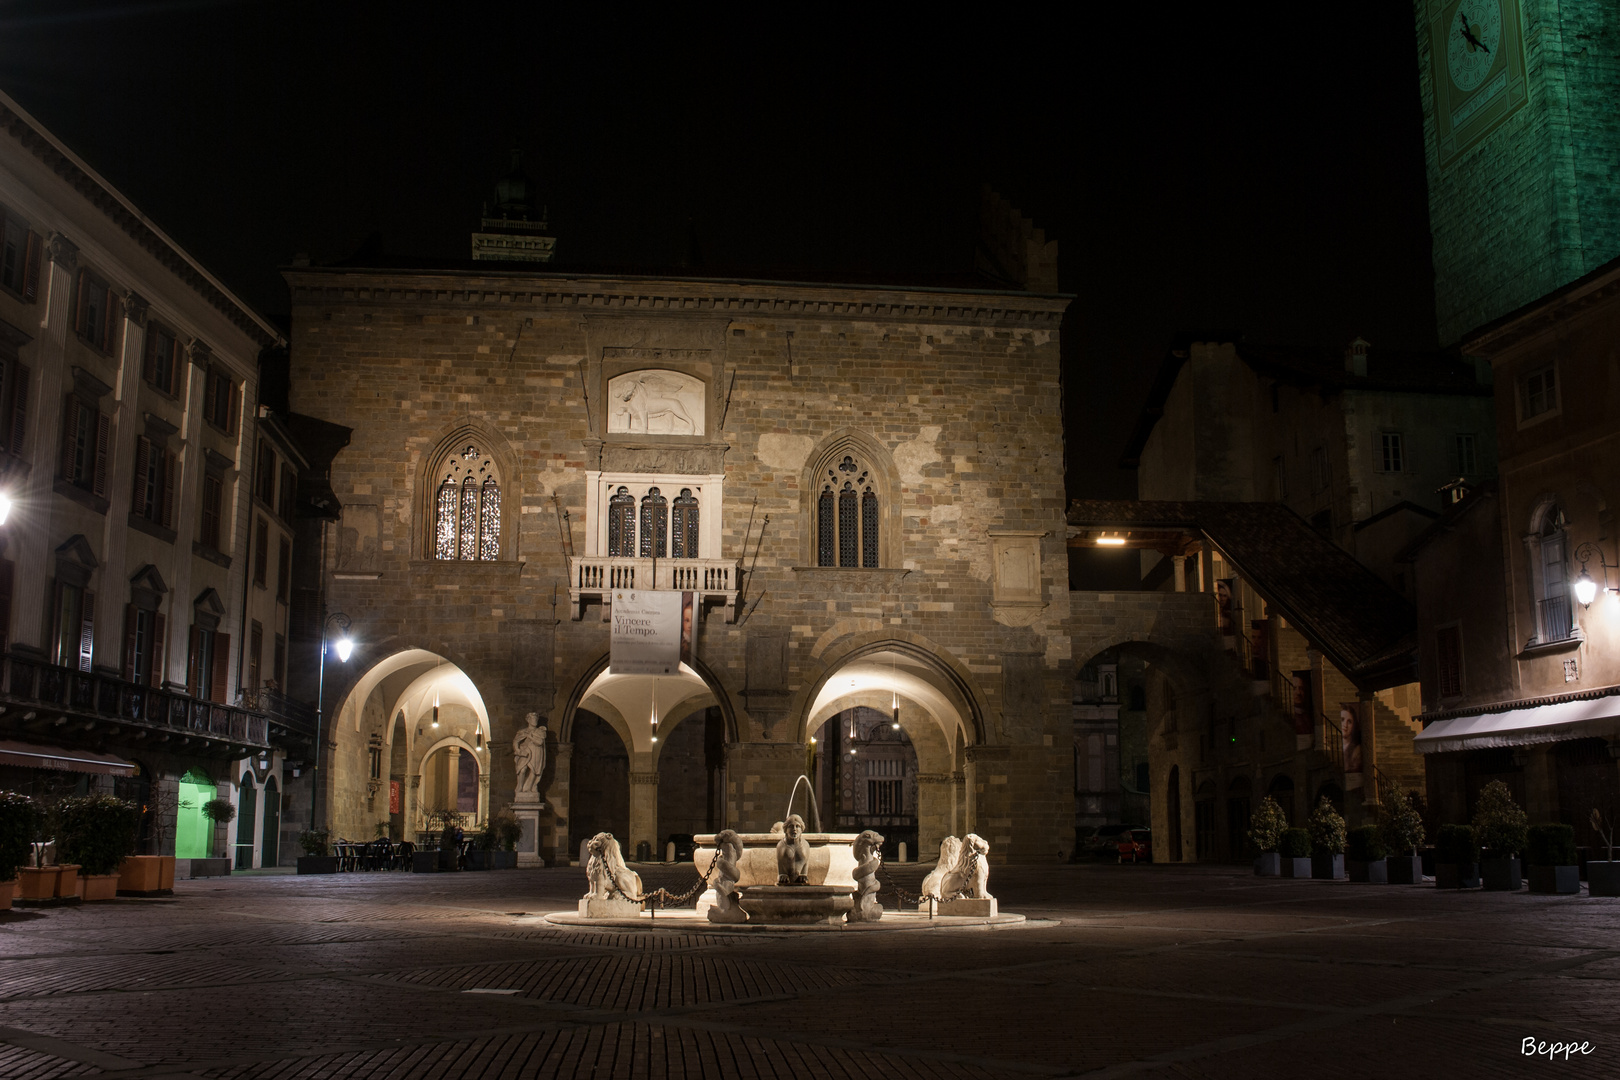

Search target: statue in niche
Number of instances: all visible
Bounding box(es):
[849,830,885,922]
[583,832,642,902]
[775,813,810,885]
[706,829,749,923]
[921,835,962,900]
[513,713,547,796]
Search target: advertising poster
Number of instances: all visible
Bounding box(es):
[1340,703,1364,787]
[610,590,695,675]
[388,780,401,815]
[1215,579,1235,634]
[1290,671,1314,737]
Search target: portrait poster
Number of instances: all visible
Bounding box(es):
[388,780,401,815]
[1216,579,1235,634]
[1290,671,1314,737]
[680,590,695,667]
[610,590,693,675]
[1340,703,1363,778]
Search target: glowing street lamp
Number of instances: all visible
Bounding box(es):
[0,491,13,526]
[311,611,355,830]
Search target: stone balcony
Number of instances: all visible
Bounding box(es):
[567,555,742,621]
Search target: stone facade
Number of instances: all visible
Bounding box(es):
[284,268,1075,863]
[1416,0,1620,344]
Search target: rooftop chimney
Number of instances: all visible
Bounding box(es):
[1345,336,1370,377]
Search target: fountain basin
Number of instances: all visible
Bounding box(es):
[694,832,860,888]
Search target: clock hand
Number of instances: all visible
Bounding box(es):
[1458,12,1492,53]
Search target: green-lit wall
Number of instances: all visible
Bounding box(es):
[1417,0,1620,343]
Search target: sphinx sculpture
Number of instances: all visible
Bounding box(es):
[707,829,749,924]
[775,813,811,885]
[583,832,642,902]
[849,830,885,923]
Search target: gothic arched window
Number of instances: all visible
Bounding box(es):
[672,488,699,559]
[433,445,501,561]
[608,486,635,557]
[639,487,667,558]
[818,455,879,567]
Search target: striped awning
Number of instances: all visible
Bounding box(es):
[0,740,136,776]
[1414,694,1620,754]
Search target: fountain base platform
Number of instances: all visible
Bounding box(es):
[739,884,853,926]
[579,898,643,918]
[544,908,1030,931]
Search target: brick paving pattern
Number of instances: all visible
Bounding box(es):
[1,863,1616,1078]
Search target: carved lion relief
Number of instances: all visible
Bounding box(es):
[606,369,706,436]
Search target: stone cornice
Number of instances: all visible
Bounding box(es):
[282,268,1072,327]
[0,98,281,350]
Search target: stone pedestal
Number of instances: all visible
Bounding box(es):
[739,884,854,925]
[920,897,998,917]
[578,897,643,918]
[514,793,545,868]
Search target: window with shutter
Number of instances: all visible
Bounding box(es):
[200,473,223,551]
[254,517,268,587]
[211,632,231,703]
[276,536,290,602]
[0,206,41,302]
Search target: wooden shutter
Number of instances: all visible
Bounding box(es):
[211,632,231,703]
[73,271,87,335]
[132,436,150,517]
[187,624,202,696]
[225,377,238,435]
[100,289,117,353]
[149,613,165,688]
[77,590,94,673]
[122,604,138,681]
[92,411,109,497]
[10,363,28,457]
[0,558,13,654]
[161,452,175,528]
[21,231,40,303]
[60,396,80,479]
[142,326,156,383]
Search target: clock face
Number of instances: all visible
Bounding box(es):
[1446,3,1502,93]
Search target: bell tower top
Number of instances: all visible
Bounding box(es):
[471,144,556,264]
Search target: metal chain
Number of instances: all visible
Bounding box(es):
[879,849,980,907]
[600,848,718,909]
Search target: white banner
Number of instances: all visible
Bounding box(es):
[610,590,694,675]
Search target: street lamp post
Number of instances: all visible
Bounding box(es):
[311,611,354,831]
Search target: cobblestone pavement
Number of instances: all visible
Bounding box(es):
[1,863,1614,1079]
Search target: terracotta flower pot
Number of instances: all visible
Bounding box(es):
[15,867,54,901]
[117,855,176,896]
[80,873,119,902]
[53,865,81,899]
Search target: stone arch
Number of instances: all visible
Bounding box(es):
[798,426,904,568]
[557,651,739,746]
[415,420,521,562]
[796,630,988,748]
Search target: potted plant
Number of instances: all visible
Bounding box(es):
[1279,827,1312,878]
[493,806,523,868]
[56,794,140,901]
[1526,823,1580,895]
[466,822,498,870]
[202,798,236,856]
[1307,797,1346,880]
[1435,823,1480,889]
[1249,796,1287,876]
[296,829,338,874]
[1346,825,1387,883]
[121,785,178,896]
[1380,788,1426,885]
[0,791,38,912]
[1472,781,1527,891]
[1591,809,1620,897]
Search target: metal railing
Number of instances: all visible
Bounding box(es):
[3,656,269,748]
[238,687,318,740]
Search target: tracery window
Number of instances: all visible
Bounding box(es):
[639,488,668,558]
[433,445,501,561]
[818,455,879,567]
[608,487,635,557]
[672,489,699,559]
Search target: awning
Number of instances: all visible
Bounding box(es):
[0,740,136,776]
[1414,694,1620,754]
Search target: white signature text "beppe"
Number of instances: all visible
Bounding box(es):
[1523,1038,1594,1061]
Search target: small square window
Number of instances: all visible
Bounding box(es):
[1451,434,1476,476]
[1522,365,1558,421]
[1380,433,1404,473]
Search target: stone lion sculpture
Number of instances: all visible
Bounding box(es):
[583,832,642,902]
[776,813,810,885]
[707,829,749,924]
[938,833,992,900]
[920,835,962,900]
[849,829,885,923]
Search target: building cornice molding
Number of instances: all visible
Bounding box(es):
[0,96,281,350]
[282,269,1072,327]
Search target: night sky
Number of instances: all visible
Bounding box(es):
[0,2,1439,501]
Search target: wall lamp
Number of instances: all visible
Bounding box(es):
[1573,542,1617,607]
[1095,536,1126,546]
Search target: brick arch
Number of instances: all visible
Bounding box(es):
[555,651,740,746]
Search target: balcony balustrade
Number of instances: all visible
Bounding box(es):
[567,555,741,620]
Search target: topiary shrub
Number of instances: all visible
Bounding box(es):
[1346,825,1386,863]
[0,791,39,882]
[1307,797,1347,855]
[1436,823,1479,865]
[202,798,236,824]
[490,806,523,852]
[1279,828,1312,859]
[1526,823,1578,867]
[1472,780,1528,858]
[54,794,140,876]
[1380,788,1426,856]
[1248,796,1288,853]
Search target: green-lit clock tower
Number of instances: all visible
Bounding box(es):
[1416,0,1620,343]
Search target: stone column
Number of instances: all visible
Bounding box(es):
[916,772,953,861]
[404,774,420,842]
[95,293,147,668]
[12,235,75,657]
[477,770,490,827]
[445,746,461,821]
[962,744,1012,852]
[1171,555,1187,593]
[548,741,573,864]
[629,767,658,860]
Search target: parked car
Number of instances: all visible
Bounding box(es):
[1081,824,1138,859]
[1117,828,1153,863]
